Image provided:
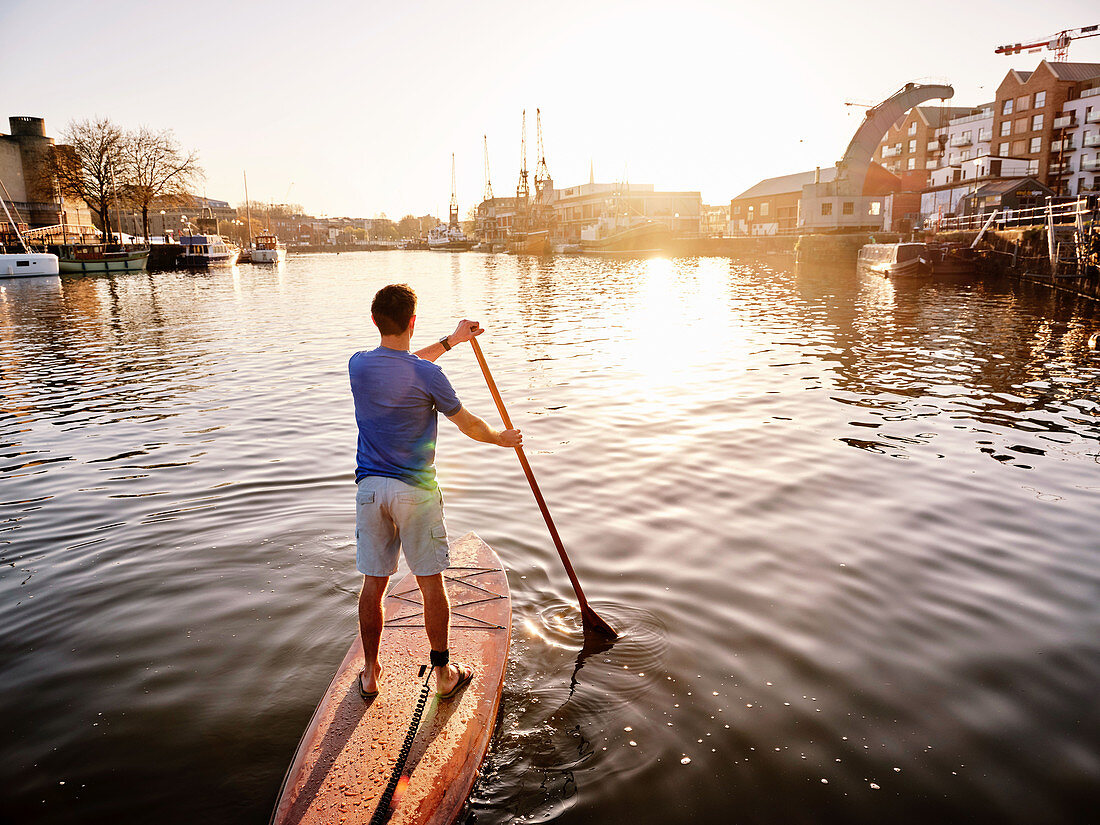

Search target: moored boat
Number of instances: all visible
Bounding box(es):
[0,251,59,277]
[251,233,286,263]
[926,242,976,276]
[427,223,475,251]
[56,244,149,274]
[178,234,239,268]
[857,242,931,277]
[580,218,671,254]
[507,229,552,255]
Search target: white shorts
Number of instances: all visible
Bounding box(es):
[355,476,450,577]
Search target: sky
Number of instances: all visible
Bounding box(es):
[4,0,1100,219]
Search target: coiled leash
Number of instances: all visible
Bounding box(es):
[368,650,449,825]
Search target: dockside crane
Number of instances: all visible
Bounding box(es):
[515,110,529,235]
[994,24,1099,61]
[534,108,552,204]
[483,135,493,202]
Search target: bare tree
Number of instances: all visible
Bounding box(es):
[52,117,126,242]
[121,126,202,240]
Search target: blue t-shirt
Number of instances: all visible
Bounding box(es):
[349,347,463,488]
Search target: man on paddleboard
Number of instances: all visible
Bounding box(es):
[349,283,522,700]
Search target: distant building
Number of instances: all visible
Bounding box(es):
[551,182,701,243]
[476,197,518,243]
[701,204,730,237]
[730,163,901,235]
[115,195,237,239]
[0,115,93,231]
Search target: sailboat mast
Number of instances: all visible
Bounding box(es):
[449,153,459,229]
[243,171,253,247]
[0,177,31,253]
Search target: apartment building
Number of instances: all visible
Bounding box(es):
[990,60,1100,195]
[872,105,976,188]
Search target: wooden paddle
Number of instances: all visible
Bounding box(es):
[469,336,618,640]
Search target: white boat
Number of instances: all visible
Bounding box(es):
[178,234,239,268]
[0,186,59,277]
[427,222,475,251]
[857,243,931,277]
[251,233,286,263]
[0,252,59,277]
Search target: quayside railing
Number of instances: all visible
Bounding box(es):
[926,198,1095,233]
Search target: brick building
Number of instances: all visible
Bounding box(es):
[730,163,901,235]
[990,61,1100,195]
[872,106,975,188]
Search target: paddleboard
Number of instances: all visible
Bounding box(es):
[271,532,511,825]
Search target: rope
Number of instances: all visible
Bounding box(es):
[369,664,434,825]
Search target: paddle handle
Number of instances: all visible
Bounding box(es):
[469,337,615,639]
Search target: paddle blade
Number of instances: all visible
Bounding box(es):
[581,604,618,640]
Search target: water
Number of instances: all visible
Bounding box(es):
[1,253,1098,825]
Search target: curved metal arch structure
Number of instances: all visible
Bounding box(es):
[836,82,954,196]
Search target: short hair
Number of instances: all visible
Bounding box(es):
[371,284,416,335]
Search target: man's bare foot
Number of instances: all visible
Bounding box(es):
[359,663,383,697]
[434,662,473,699]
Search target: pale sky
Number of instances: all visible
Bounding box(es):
[5,0,1099,218]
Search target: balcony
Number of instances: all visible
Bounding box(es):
[949,134,972,147]
[926,140,942,152]
[881,145,902,158]
[1083,158,1100,172]
[1051,139,1077,152]
[1049,162,1073,175]
[1084,134,1100,148]
[1087,109,1100,124]
[978,129,993,142]
[1052,115,1075,129]
[925,160,939,169]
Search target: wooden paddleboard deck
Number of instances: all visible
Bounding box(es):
[271,532,511,825]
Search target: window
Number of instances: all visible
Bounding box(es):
[760,201,770,217]
[1030,137,1042,153]
[908,122,917,136]
[908,139,916,153]
[1015,118,1028,134]
[840,202,853,215]
[1032,114,1043,130]
[1000,121,1011,136]
[1035,91,1046,107]
[733,205,741,215]
[1017,95,1029,111]
[1003,99,1014,115]
[999,142,1010,155]
[1027,160,1039,175]
[962,150,970,160]
[821,202,833,216]
[869,202,881,216]
[908,158,916,170]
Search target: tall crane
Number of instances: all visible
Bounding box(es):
[514,110,529,236]
[534,108,551,204]
[995,24,1099,61]
[483,135,493,202]
[515,110,529,205]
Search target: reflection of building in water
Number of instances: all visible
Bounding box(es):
[0,115,93,231]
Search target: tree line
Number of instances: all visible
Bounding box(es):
[52,117,201,243]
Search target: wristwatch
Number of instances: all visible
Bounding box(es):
[438,335,452,352]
